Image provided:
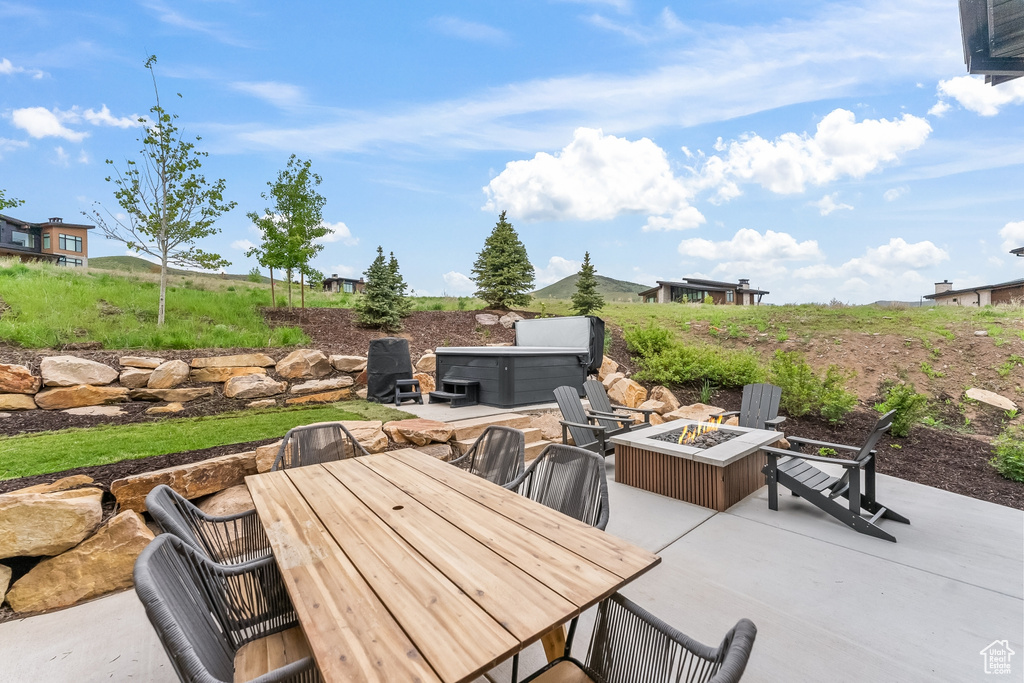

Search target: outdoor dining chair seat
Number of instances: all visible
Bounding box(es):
[272,421,370,470]
[233,626,313,683]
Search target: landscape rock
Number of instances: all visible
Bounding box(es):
[384,418,454,446]
[129,387,215,403]
[289,376,354,395]
[597,356,618,382]
[189,366,266,383]
[147,360,190,389]
[772,437,791,450]
[355,387,368,400]
[255,442,284,473]
[62,405,125,417]
[0,394,37,411]
[355,369,368,385]
[413,372,436,394]
[223,375,287,399]
[530,413,566,442]
[329,355,367,372]
[0,364,40,394]
[649,386,680,413]
[649,413,665,426]
[197,484,254,516]
[247,399,277,409]
[0,563,10,599]
[118,367,153,388]
[5,511,154,613]
[284,389,352,405]
[119,356,164,369]
[601,372,625,390]
[190,353,276,368]
[637,399,666,414]
[0,413,10,418]
[0,488,104,559]
[414,443,453,461]
[974,330,989,337]
[35,385,130,410]
[40,356,118,387]
[965,388,1017,411]
[499,312,524,328]
[110,451,258,514]
[275,349,332,379]
[475,313,499,325]
[607,378,647,409]
[7,475,94,496]
[662,403,727,423]
[415,353,437,372]
[254,420,389,472]
[146,402,184,415]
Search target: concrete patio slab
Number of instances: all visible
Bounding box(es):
[605,475,716,552]
[396,399,560,422]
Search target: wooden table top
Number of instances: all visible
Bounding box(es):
[246,448,660,683]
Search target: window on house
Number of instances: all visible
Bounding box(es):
[343,281,354,293]
[59,234,83,252]
[726,290,734,303]
[43,232,50,249]
[57,256,83,267]
[11,231,35,248]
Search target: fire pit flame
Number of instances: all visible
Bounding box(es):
[677,414,725,445]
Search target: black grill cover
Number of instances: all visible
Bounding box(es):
[366,337,413,404]
[586,316,605,374]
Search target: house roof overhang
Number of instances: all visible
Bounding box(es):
[924,278,1024,299]
[960,0,1024,84]
[1012,246,1024,256]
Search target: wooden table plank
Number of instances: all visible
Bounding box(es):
[285,464,520,683]
[386,449,660,580]
[361,453,623,610]
[324,459,577,642]
[246,470,441,683]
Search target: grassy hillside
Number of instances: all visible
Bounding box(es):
[90,255,269,283]
[533,274,650,302]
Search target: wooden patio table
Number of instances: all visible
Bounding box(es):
[246,447,660,683]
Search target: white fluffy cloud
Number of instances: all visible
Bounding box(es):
[329,265,358,278]
[0,58,44,79]
[231,81,305,108]
[811,193,853,216]
[677,229,823,262]
[535,256,581,286]
[693,109,931,201]
[935,75,1024,116]
[11,107,88,141]
[883,186,908,201]
[81,105,141,129]
[442,271,476,295]
[483,127,704,230]
[231,239,255,251]
[793,237,948,281]
[316,221,358,246]
[1000,221,1024,253]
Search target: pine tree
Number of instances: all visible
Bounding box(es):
[471,211,535,309]
[355,246,409,331]
[571,251,605,315]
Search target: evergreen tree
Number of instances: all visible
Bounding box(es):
[571,251,605,315]
[471,211,535,309]
[355,246,409,331]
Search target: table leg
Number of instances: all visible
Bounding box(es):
[540,624,566,662]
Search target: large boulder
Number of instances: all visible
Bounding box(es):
[663,403,727,423]
[247,399,277,409]
[0,364,40,394]
[147,360,191,389]
[0,488,104,559]
[129,387,214,403]
[414,443,453,461]
[40,356,118,387]
[601,372,625,390]
[649,386,680,413]
[190,366,266,383]
[475,313,499,325]
[255,442,283,473]
[529,413,566,442]
[330,355,367,372]
[118,367,153,389]
[62,405,125,417]
[415,353,437,372]
[145,402,184,415]
[499,312,524,328]
[607,378,647,409]
[119,356,164,369]
[223,375,287,399]
[197,485,254,516]
[5,511,154,613]
[383,418,454,446]
[965,388,1017,411]
[289,376,354,395]
[275,349,332,379]
[0,394,37,411]
[190,353,275,368]
[35,385,130,410]
[597,356,618,382]
[0,563,10,599]
[7,475,94,496]
[110,451,258,514]
[413,372,436,394]
[637,399,666,414]
[284,389,352,406]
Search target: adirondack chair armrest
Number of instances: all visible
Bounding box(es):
[586,409,637,426]
[560,419,607,433]
[786,436,861,453]
[717,410,739,418]
[609,403,656,415]
[762,446,863,468]
[765,416,786,429]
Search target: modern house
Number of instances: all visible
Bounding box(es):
[638,277,768,305]
[0,214,93,267]
[959,0,1024,84]
[322,273,365,294]
[924,278,1024,306]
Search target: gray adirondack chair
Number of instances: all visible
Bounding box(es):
[583,379,656,429]
[761,410,910,542]
[717,383,786,430]
[553,385,625,456]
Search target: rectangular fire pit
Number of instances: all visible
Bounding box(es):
[610,420,784,511]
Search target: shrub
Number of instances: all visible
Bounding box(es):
[631,340,765,389]
[874,382,929,437]
[820,366,858,425]
[991,425,1024,482]
[623,322,674,357]
[769,351,857,424]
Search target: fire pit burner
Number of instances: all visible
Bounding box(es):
[650,427,739,449]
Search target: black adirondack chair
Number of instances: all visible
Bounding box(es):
[761,410,910,542]
[583,379,656,429]
[717,383,786,430]
[553,385,625,456]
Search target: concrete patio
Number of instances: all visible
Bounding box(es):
[1,453,1021,682]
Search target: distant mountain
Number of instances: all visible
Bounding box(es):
[89,255,269,283]
[533,274,651,302]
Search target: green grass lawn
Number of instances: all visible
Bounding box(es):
[0,401,412,480]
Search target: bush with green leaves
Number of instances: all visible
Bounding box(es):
[626,322,765,389]
[768,350,857,424]
[990,424,1024,482]
[873,382,929,437]
[623,322,674,357]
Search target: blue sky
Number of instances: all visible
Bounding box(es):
[2,0,1023,303]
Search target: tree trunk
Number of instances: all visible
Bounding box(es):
[287,268,293,308]
[269,266,276,307]
[300,272,305,309]
[158,255,168,326]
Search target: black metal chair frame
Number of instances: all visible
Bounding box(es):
[134,533,321,683]
[520,592,757,683]
[717,383,786,430]
[146,484,270,566]
[507,443,609,531]
[583,379,656,430]
[554,385,626,457]
[448,425,526,490]
[272,421,371,471]
[762,410,910,542]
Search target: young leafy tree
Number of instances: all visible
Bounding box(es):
[355,246,409,331]
[571,251,605,315]
[89,55,234,325]
[0,189,24,211]
[471,211,535,309]
[244,218,287,306]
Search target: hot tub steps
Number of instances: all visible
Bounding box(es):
[428,378,479,407]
